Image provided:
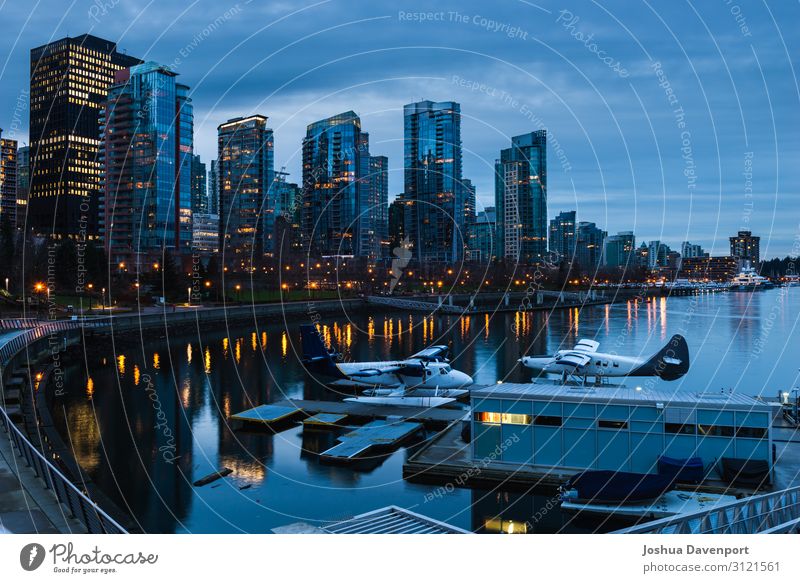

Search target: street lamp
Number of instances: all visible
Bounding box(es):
[4,277,8,292]
[101,287,106,310]
[187,287,192,306]
[235,283,241,302]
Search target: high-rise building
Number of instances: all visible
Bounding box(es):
[208,159,219,215]
[191,155,207,214]
[388,196,410,251]
[495,131,547,263]
[681,241,707,259]
[192,213,219,255]
[403,100,463,263]
[603,231,635,268]
[301,111,370,257]
[469,206,496,263]
[217,115,275,264]
[0,132,17,227]
[270,170,301,254]
[549,210,576,262]
[368,155,389,259]
[28,34,142,237]
[15,146,29,229]
[463,177,476,252]
[646,240,671,269]
[272,170,300,220]
[575,221,606,271]
[729,230,760,266]
[100,63,194,269]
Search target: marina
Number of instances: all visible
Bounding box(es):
[27,289,800,533]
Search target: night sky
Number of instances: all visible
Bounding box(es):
[1,0,797,256]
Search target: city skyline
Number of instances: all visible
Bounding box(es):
[0,1,797,257]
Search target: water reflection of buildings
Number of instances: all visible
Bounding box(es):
[728,291,762,354]
[469,489,622,534]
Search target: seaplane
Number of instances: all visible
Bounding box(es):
[519,334,690,384]
[300,324,474,407]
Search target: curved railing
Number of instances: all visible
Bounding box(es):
[0,406,128,534]
[0,318,126,534]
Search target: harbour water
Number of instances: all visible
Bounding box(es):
[52,288,800,533]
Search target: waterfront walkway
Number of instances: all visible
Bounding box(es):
[0,425,85,534]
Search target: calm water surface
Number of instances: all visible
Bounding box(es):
[54,288,800,533]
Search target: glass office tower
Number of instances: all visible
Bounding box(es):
[29,34,142,237]
[301,111,369,257]
[217,115,275,265]
[0,133,17,227]
[403,100,464,263]
[100,62,193,269]
[495,130,547,263]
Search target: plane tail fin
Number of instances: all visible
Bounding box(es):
[633,334,690,381]
[299,325,346,379]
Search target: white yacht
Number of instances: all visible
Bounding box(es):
[730,265,773,291]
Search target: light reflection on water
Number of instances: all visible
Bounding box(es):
[53,289,799,533]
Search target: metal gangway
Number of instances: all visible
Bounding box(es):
[614,485,800,534]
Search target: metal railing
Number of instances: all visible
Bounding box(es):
[614,485,800,534]
[1,318,126,533]
[0,406,128,533]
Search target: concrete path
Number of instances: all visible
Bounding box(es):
[0,428,85,534]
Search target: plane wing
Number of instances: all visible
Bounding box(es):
[348,365,403,378]
[409,345,449,362]
[555,352,592,369]
[573,339,600,353]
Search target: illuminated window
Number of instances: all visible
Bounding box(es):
[474,411,502,424]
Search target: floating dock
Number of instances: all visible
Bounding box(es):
[320,420,423,462]
[230,404,304,426]
[231,399,465,429]
[304,413,348,427]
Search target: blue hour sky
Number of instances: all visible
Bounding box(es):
[1,0,797,257]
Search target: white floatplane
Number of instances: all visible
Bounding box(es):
[300,325,473,406]
[519,335,690,384]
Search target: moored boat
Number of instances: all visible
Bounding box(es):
[560,489,737,519]
[559,470,674,504]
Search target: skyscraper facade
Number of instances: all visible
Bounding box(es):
[470,206,496,263]
[368,155,389,259]
[191,155,207,214]
[208,159,219,215]
[548,210,576,262]
[681,241,707,259]
[729,230,760,266]
[603,231,635,268]
[217,115,275,264]
[301,111,369,257]
[0,133,17,227]
[15,146,29,229]
[388,196,410,251]
[403,100,463,263]
[495,131,547,263]
[575,221,606,272]
[29,34,141,237]
[100,63,194,268]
